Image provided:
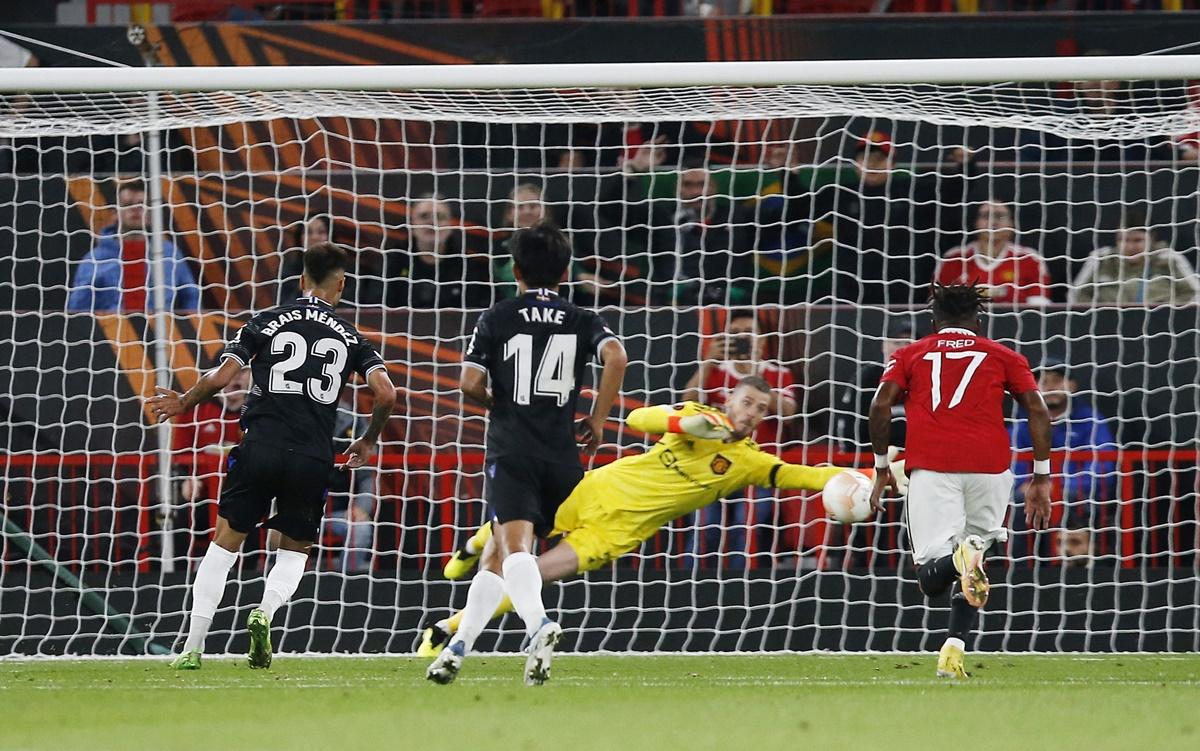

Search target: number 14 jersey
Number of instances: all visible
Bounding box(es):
[220,296,386,462]
[464,288,617,465]
[880,326,1037,473]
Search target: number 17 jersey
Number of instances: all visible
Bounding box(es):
[880,326,1037,473]
[464,288,617,465]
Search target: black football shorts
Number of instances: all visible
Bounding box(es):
[218,440,331,543]
[484,455,583,538]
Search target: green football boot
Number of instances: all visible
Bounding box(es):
[169,651,202,670]
[247,608,273,670]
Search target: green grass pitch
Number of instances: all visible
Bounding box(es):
[2,655,1197,750]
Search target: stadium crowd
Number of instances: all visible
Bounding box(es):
[63,127,1200,316]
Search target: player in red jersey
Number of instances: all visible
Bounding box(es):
[868,284,1052,679]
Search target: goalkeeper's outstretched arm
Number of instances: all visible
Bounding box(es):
[771,463,845,492]
[627,404,734,440]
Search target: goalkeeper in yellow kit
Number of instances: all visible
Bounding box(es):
[419,375,898,656]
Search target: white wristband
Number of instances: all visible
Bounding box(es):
[874,453,890,470]
[1033,459,1051,476]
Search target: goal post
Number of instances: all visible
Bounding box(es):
[3,56,1200,657]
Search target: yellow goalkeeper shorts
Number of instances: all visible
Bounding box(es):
[551,476,644,574]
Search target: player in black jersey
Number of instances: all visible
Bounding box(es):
[148,242,396,671]
[427,221,627,686]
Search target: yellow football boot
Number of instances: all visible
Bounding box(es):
[952,535,990,608]
[936,640,968,679]
[443,521,492,580]
[417,621,451,658]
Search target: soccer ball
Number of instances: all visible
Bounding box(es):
[821,470,873,524]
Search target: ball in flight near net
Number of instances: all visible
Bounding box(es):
[822,469,874,524]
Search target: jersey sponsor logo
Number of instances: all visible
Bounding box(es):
[657,447,710,490]
[710,454,732,475]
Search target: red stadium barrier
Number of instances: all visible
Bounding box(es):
[3,448,1197,571]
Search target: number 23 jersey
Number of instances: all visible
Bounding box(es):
[880,326,1037,474]
[220,296,386,461]
[464,288,617,465]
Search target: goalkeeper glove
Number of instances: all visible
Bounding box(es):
[669,412,734,441]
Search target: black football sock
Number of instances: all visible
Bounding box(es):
[917,555,958,598]
[947,590,980,643]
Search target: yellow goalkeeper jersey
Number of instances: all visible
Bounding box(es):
[563,402,841,547]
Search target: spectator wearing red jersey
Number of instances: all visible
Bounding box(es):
[173,369,251,511]
[935,200,1051,306]
[683,309,796,568]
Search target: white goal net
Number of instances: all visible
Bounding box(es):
[2,58,1200,656]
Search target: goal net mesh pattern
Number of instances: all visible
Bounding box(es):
[2,73,1199,656]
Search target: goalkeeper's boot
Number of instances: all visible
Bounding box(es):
[246,608,273,670]
[426,641,465,685]
[417,620,451,658]
[169,651,202,671]
[443,522,492,580]
[936,640,968,679]
[952,535,990,608]
[524,618,564,687]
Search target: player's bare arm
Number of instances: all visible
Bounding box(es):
[342,367,397,470]
[1015,389,1053,530]
[577,338,628,454]
[460,362,493,409]
[867,380,903,513]
[147,356,242,423]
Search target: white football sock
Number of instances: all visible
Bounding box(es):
[182,543,238,653]
[944,637,966,651]
[449,570,505,653]
[502,552,547,638]
[260,549,308,623]
[463,537,482,556]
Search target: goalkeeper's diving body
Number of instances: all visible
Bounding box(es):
[419,376,902,656]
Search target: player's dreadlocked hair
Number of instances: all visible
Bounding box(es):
[929,283,989,325]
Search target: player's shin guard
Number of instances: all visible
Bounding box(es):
[947,588,981,644]
[260,549,307,623]
[182,543,239,653]
[502,552,547,638]
[917,555,958,599]
[451,570,506,653]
